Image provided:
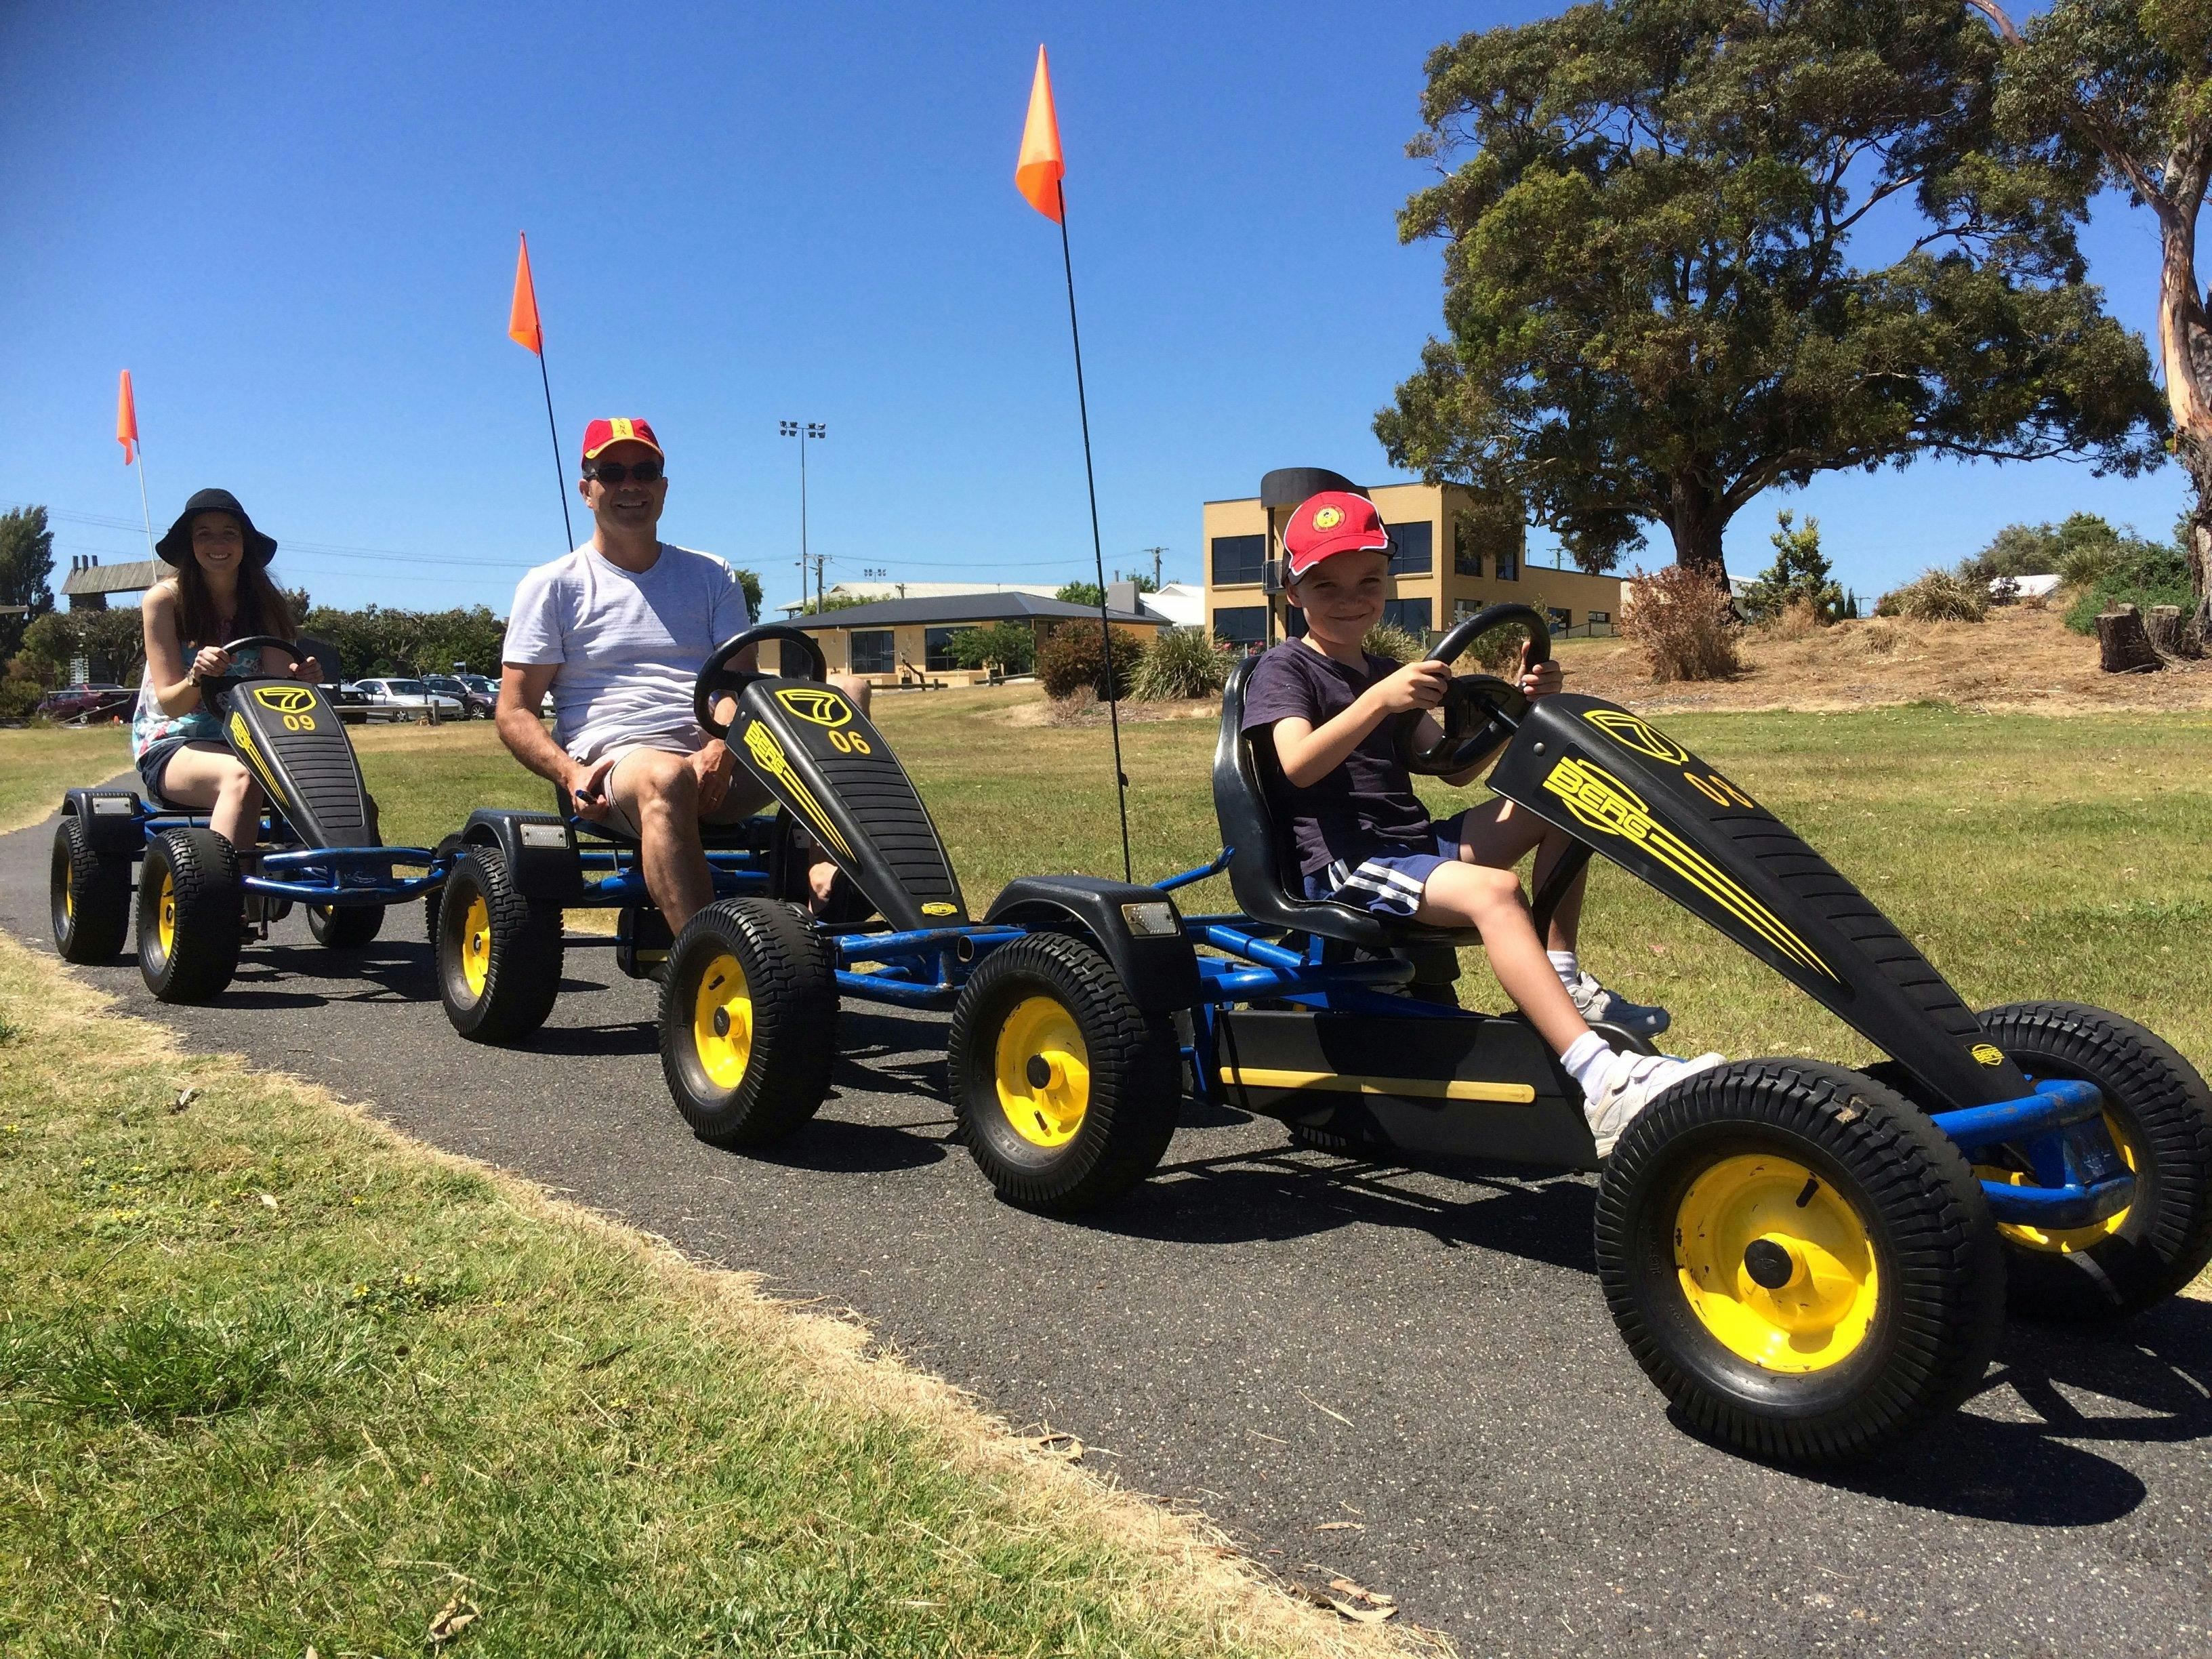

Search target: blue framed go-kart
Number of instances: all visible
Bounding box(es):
[649,612,2212,1465]
[49,636,451,1002]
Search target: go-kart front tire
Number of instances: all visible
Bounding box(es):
[52,814,133,963]
[307,903,385,949]
[947,931,1181,1214]
[1973,1002,2212,1322]
[136,828,243,1004]
[437,845,564,1042]
[1595,1060,2003,1465]
[659,899,838,1147]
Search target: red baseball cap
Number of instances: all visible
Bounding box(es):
[581,417,663,463]
[1282,490,1391,579]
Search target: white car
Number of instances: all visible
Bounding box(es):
[352,678,464,719]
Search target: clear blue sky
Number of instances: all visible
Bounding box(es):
[1,1,2184,618]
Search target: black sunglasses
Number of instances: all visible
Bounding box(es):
[586,459,663,485]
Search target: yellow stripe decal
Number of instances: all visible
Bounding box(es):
[741,720,855,860]
[1542,754,1835,979]
[1219,1067,1538,1105]
[227,712,286,803]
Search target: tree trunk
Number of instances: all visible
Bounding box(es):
[1664,475,1731,586]
[2147,605,2184,657]
[2156,190,2212,636]
[2097,605,2163,674]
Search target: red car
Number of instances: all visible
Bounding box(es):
[35,683,134,722]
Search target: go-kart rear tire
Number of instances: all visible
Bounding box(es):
[306,903,384,949]
[1595,1060,2003,1465]
[659,899,838,1147]
[437,845,564,1042]
[52,815,132,963]
[947,931,1181,1214]
[136,828,243,1004]
[1973,1002,2212,1322]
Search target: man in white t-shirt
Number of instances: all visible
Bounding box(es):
[496,416,869,931]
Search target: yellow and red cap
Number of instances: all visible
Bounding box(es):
[581,417,663,463]
[1283,491,1391,579]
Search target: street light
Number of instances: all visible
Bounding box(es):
[780,419,827,615]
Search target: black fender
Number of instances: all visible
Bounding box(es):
[460,808,587,904]
[62,787,146,857]
[983,876,1201,1016]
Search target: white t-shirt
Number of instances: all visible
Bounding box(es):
[502,541,754,763]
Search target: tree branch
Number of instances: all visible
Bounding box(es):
[1962,0,2022,47]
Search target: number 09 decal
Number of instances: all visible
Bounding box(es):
[825,727,872,755]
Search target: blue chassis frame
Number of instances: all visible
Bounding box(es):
[122,801,447,909]
[624,832,2129,1240]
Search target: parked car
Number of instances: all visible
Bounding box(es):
[352,678,464,719]
[422,674,493,718]
[35,683,133,723]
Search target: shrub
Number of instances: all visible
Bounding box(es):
[1882,570,1986,623]
[2057,541,2124,590]
[2063,539,2194,635]
[1618,565,1741,682]
[0,675,41,720]
[941,621,1035,676]
[1034,621,1138,701]
[1768,598,1826,640]
[1740,511,1846,624]
[1360,622,1425,664]
[1132,628,1234,701]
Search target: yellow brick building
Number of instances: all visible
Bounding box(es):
[1202,478,1626,650]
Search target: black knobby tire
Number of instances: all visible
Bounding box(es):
[307,903,385,949]
[51,815,133,963]
[1973,1002,2212,1322]
[659,899,838,1147]
[436,844,565,1042]
[946,931,1182,1214]
[136,828,243,1004]
[1595,1060,2003,1465]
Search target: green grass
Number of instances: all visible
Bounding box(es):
[0,725,130,834]
[0,943,1368,1658]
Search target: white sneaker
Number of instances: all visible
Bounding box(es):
[1584,1050,1725,1157]
[1567,970,1672,1036]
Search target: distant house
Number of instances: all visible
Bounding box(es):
[791,591,1163,689]
[1136,581,1204,629]
[1991,573,2063,600]
[60,556,164,611]
[777,580,1063,616]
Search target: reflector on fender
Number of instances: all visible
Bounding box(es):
[1120,901,1179,937]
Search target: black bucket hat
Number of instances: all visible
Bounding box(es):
[155,488,278,569]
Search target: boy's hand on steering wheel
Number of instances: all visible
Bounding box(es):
[1519,644,1563,701]
[1368,657,1452,716]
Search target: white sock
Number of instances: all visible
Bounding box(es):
[1549,949,1582,989]
[1561,1031,1614,1096]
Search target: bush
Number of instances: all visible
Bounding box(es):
[1881,570,1986,623]
[1132,628,1234,701]
[1618,565,1741,682]
[0,677,40,720]
[2057,541,2125,590]
[941,621,1034,676]
[2062,538,2194,635]
[1360,622,1425,664]
[1035,621,1138,701]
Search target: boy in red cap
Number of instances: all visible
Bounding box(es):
[1238,490,1721,1153]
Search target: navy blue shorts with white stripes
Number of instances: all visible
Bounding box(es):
[1303,812,1471,918]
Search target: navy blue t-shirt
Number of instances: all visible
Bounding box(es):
[1240,640,1433,877]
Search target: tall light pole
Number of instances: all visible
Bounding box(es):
[780,419,826,613]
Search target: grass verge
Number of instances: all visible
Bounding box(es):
[0,725,130,835]
[0,935,1425,1658]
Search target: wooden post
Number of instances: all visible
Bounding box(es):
[2097,604,2163,673]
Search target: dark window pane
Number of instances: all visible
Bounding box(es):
[1382,598,1431,633]
[1454,515,1481,577]
[1496,540,1519,581]
[1210,534,1267,586]
[924,626,962,672]
[1212,605,1267,647]
[1387,521,1432,575]
[849,630,895,676]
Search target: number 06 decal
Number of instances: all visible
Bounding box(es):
[825,727,872,755]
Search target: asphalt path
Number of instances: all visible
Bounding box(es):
[7,793,2211,1657]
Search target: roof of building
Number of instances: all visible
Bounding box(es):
[776,581,1063,615]
[792,591,1160,629]
[60,558,165,597]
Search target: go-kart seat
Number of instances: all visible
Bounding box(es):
[1213,657,1481,952]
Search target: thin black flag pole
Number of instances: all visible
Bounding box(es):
[1055,180,1133,882]
[537,348,575,550]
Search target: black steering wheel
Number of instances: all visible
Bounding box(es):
[1393,603,1553,776]
[199,635,310,708]
[693,624,829,739]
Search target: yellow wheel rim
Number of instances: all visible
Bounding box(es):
[691,952,753,1090]
[62,863,73,922]
[1674,1154,1879,1374]
[994,996,1089,1149]
[156,868,176,959]
[1976,1110,2135,1253]
[460,895,491,999]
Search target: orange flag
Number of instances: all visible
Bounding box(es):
[1015,45,1065,223]
[117,370,138,464]
[508,232,544,355]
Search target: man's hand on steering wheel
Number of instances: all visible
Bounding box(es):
[690,737,738,814]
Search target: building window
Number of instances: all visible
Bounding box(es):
[1588,609,1611,630]
[1495,541,1519,581]
[1212,605,1267,649]
[924,626,964,672]
[1210,534,1267,586]
[1546,607,1572,632]
[1453,596,1483,621]
[848,630,895,676]
[1386,521,1432,576]
[1453,515,1481,577]
[1382,598,1431,634]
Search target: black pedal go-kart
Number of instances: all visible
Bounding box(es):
[651,597,2212,1465]
[49,636,451,1003]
